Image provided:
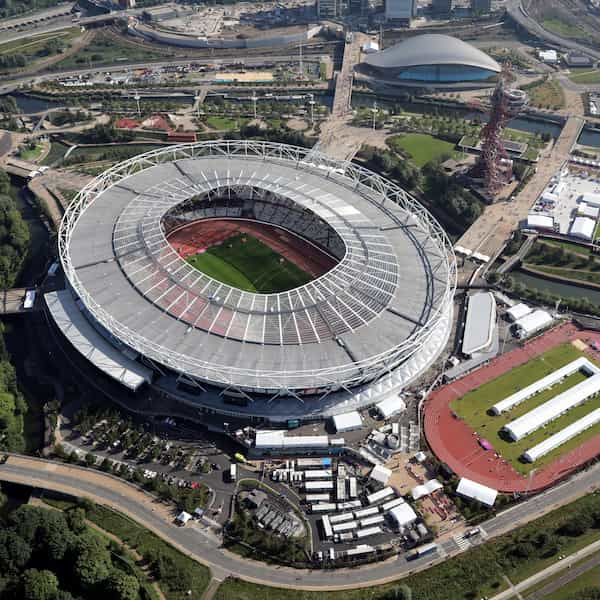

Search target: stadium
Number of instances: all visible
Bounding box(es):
[357,34,502,90]
[51,141,456,423]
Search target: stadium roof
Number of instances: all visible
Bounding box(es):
[59,141,455,394]
[456,478,497,506]
[363,34,501,73]
[45,290,153,390]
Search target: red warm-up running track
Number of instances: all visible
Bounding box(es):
[425,322,600,493]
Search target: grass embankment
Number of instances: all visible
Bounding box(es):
[524,240,600,286]
[186,233,312,293]
[52,32,166,70]
[40,141,70,166]
[450,343,600,474]
[542,19,591,40]
[387,133,457,167]
[44,498,211,599]
[526,79,565,111]
[216,494,600,600]
[569,70,600,85]
[206,116,249,131]
[541,561,600,599]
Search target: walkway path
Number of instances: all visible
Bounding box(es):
[456,115,584,260]
[490,538,600,600]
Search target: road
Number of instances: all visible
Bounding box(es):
[1,454,599,590]
[490,537,600,600]
[0,55,318,96]
[506,0,600,61]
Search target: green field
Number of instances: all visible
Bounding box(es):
[206,116,249,131]
[450,343,600,474]
[569,70,600,85]
[542,18,590,40]
[527,79,565,110]
[186,233,312,293]
[387,133,457,167]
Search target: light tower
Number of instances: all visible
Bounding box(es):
[371,100,378,131]
[474,63,528,195]
[251,91,258,120]
[134,91,141,117]
[307,93,315,127]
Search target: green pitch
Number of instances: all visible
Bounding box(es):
[186,233,313,293]
[450,343,600,474]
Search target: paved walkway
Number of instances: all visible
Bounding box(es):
[456,115,583,259]
[490,538,600,600]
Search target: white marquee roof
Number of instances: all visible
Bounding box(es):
[456,477,497,506]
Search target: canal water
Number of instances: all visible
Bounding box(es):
[511,270,600,305]
[578,126,600,149]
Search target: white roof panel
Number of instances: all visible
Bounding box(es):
[332,411,363,432]
[389,503,418,527]
[45,291,152,390]
[456,477,497,506]
[375,394,407,418]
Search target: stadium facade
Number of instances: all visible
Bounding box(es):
[358,34,502,90]
[52,141,456,423]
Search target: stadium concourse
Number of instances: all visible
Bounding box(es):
[424,322,600,493]
[167,218,337,279]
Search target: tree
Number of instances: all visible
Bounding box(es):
[107,569,140,600]
[21,568,59,600]
[73,533,112,589]
[0,529,32,573]
[66,507,87,534]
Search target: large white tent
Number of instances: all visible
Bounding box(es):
[503,373,600,441]
[411,479,443,500]
[332,411,363,433]
[492,357,598,415]
[370,464,392,485]
[375,394,407,419]
[456,478,497,507]
[388,503,418,529]
[514,310,552,338]
[523,407,600,462]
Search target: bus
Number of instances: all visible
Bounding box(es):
[229,463,237,482]
[406,543,438,561]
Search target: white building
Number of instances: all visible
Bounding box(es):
[505,303,531,323]
[570,216,596,241]
[456,478,497,507]
[538,49,558,64]
[513,310,553,339]
[375,394,407,419]
[332,411,363,433]
[388,503,418,529]
[503,373,600,441]
[526,214,554,231]
[370,464,392,485]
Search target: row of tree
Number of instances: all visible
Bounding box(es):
[0,502,141,600]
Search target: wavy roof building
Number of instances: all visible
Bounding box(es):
[360,34,501,87]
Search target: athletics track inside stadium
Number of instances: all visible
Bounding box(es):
[166,219,338,279]
[425,322,600,493]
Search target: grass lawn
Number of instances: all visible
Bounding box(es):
[529,264,600,286]
[542,18,590,40]
[538,238,593,257]
[206,116,248,131]
[569,70,600,85]
[526,79,565,110]
[450,343,600,474]
[66,143,164,164]
[19,144,43,161]
[387,133,457,167]
[186,233,312,293]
